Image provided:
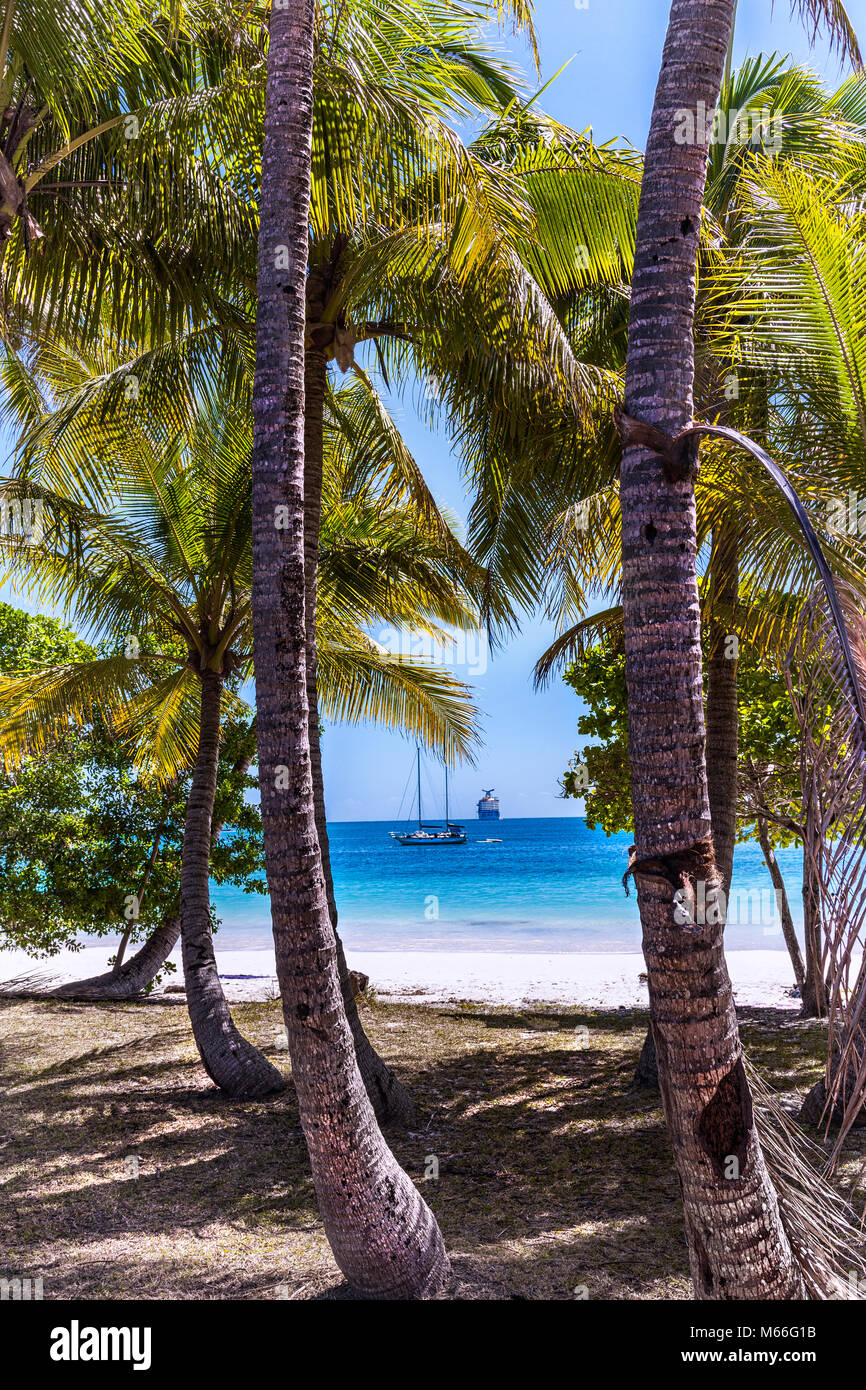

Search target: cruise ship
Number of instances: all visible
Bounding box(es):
[477,788,500,821]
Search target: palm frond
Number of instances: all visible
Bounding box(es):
[317,640,479,764]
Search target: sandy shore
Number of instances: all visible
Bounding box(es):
[0,943,804,1009]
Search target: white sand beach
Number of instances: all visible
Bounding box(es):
[0,943,805,1009]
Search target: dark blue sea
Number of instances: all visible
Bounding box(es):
[210,818,805,953]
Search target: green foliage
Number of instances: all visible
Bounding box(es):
[0,595,264,956]
[0,727,182,955]
[0,712,265,957]
[735,657,802,849]
[561,633,806,846]
[561,640,631,836]
[0,600,93,671]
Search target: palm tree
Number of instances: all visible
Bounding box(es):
[696,47,866,893]
[619,0,783,1300]
[0,0,514,1117]
[518,59,866,1065]
[248,0,540,1299]
[0,409,286,1096]
[0,0,519,1124]
[292,0,532,1111]
[707,150,866,1126]
[0,378,479,1082]
[492,56,866,898]
[613,0,862,1299]
[276,0,542,1128]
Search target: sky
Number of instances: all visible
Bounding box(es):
[2,0,864,823]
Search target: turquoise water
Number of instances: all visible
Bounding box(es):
[210,818,805,953]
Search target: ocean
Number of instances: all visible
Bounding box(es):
[210,817,805,954]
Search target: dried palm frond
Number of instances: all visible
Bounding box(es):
[0,968,66,996]
[788,0,863,67]
[748,1059,866,1297]
[785,583,866,1160]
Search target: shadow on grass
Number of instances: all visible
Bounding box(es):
[0,995,853,1299]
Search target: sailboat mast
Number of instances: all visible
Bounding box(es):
[445,762,449,826]
[417,746,422,831]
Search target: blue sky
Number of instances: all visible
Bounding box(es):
[3,1,863,823]
[320,0,865,823]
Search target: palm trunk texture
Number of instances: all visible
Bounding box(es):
[303,341,415,1126]
[706,525,739,894]
[52,915,181,1001]
[618,0,804,1298]
[180,671,285,1098]
[248,2,449,1298]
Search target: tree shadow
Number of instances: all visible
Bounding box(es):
[7,996,840,1299]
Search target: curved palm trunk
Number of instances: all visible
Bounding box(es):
[706,525,738,894]
[756,817,805,994]
[248,1,448,1297]
[304,343,414,1126]
[800,802,827,1019]
[618,0,803,1298]
[181,670,285,1098]
[51,915,181,1001]
[53,739,259,1004]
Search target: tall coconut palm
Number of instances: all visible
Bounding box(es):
[613,0,861,1299]
[516,61,866,1077]
[490,56,866,898]
[246,0,543,1299]
[0,392,479,1095]
[279,0,550,1126]
[0,412,286,1097]
[620,0,770,1298]
[0,0,502,1103]
[0,0,537,1123]
[253,0,419,1302]
[696,48,866,892]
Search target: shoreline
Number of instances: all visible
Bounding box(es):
[0,944,805,1009]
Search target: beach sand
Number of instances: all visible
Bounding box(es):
[0,942,803,1009]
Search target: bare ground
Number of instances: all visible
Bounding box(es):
[1,992,863,1300]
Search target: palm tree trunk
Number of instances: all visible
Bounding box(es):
[248,1,449,1297]
[706,525,738,894]
[635,525,738,1088]
[51,915,181,1000]
[54,735,259,1004]
[801,802,827,1018]
[756,816,805,994]
[180,670,285,1098]
[632,1027,659,1090]
[618,0,804,1298]
[303,342,415,1126]
[800,962,866,1128]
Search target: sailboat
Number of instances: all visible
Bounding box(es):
[390,747,467,845]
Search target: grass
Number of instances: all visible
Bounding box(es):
[1,993,863,1300]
